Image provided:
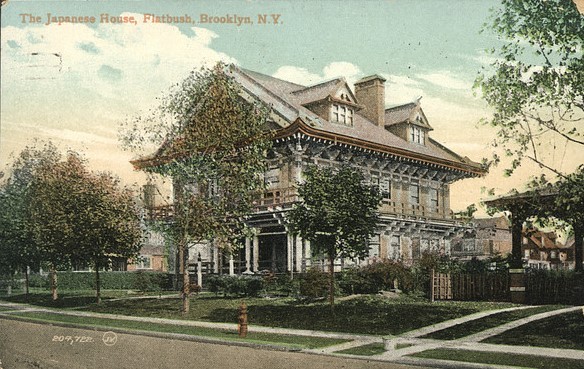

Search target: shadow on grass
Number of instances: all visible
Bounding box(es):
[206,299,479,335]
[484,311,584,350]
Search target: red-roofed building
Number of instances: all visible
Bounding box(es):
[523,229,574,270]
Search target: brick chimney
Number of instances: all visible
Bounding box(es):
[354,75,387,126]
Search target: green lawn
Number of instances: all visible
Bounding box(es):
[421,305,563,340]
[411,348,584,369]
[483,311,584,350]
[7,311,348,349]
[80,294,516,335]
[335,342,385,356]
[1,292,518,335]
[0,290,174,308]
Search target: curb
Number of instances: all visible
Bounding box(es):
[0,314,303,353]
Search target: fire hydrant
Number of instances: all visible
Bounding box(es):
[238,301,248,338]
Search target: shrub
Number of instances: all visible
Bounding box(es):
[28,273,49,289]
[206,275,225,295]
[339,261,415,295]
[204,275,264,297]
[338,268,378,295]
[298,268,330,300]
[51,271,169,291]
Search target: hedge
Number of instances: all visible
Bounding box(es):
[43,271,171,291]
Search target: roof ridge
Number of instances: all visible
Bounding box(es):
[239,67,306,89]
[291,77,345,94]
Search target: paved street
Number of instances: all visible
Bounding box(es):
[0,319,421,369]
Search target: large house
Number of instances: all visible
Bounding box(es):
[450,216,512,260]
[135,66,486,275]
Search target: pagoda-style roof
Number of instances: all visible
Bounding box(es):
[132,66,486,178]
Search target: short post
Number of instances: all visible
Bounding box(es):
[238,301,248,338]
[197,253,203,289]
[430,269,435,302]
[509,268,526,304]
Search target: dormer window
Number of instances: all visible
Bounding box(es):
[410,126,425,145]
[332,104,353,126]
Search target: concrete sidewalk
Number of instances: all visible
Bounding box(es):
[1,301,583,367]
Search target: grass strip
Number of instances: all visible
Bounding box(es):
[484,311,584,350]
[8,311,349,349]
[335,342,385,356]
[79,295,517,335]
[411,348,584,369]
[422,305,562,340]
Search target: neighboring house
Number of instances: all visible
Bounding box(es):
[523,229,574,270]
[127,231,168,272]
[450,217,575,270]
[134,67,486,274]
[451,216,512,260]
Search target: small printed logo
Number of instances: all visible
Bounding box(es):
[102,331,118,346]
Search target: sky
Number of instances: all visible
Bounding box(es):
[1,0,583,215]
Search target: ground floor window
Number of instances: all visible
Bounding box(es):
[389,235,401,260]
[136,255,152,269]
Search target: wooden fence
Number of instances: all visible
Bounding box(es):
[526,271,584,305]
[431,270,510,302]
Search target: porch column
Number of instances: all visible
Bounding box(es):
[287,233,294,272]
[213,242,219,274]
[197,255,203,288]
[245,237,251,272]
[295,235,303,272]
[304,240,311,268]
[253,235,259,272]
[229,254,234,276]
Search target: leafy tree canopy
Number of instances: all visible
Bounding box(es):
[287,165,381,307]
[120,62,272,312]
[288,165,382,260]
[476,0,583,177]
[28,151,142,301]
[0,140,61,277]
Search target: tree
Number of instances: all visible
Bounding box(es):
[28,152,142,302]
[0,141,61,296]
[287,165,381,308]
[475,0,583,177]
[121,63,272,313]
[552,166,584,271]
[477,0,583,270]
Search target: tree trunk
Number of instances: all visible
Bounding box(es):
[50,266,58,301]
[24,266,30,298]
[179,238,190,314]
[328,252,335,311]
[95,260,101,304]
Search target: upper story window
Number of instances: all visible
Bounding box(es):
[429,188,438,209]
[332,104,353,126]
[409,183,420,205]
[371,175,390,200]
[410,125,425,145]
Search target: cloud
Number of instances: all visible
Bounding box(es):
[1,14,236,109]
[273,61,362,86]
[381,74,425,105]
[416,71,471,90]
[1,15,236,183]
